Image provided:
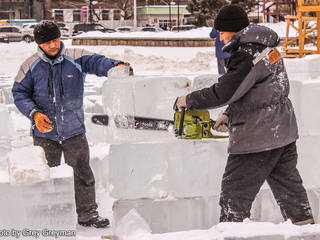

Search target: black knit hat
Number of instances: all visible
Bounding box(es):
[214,5,249,32]
[33,21,61,44]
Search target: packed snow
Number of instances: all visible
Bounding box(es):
[75,23,297,40]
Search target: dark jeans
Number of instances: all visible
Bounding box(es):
[34,134,98,222]
[219,142,313,224]
[217,58,228,75]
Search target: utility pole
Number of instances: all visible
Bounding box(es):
[89,0,93,22]
[134,0,137,29]
[257,0,259,23]
[169,1,171,30]
[44,0,52,20]
[177,0,180,32]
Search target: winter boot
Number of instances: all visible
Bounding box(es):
[78,216,110,228]
[293,218,314,225]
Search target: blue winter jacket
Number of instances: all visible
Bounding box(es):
[210,28,230,59]
[12,42,119,142]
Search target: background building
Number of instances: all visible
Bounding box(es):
[49,0,192,28]
[0,0,298,29]
[0,0,44,21]
[137,5,191,29]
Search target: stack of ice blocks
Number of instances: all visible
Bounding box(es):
[102,57,320,233]
[100,74,228,233]
[0,104,76,239]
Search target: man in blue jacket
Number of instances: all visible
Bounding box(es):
[12,21,127,228]
[209,26,230,75]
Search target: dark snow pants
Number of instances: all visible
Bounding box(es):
[219,141,314,224]
[34,133,98,222]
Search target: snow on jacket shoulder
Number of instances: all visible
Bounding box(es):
[186,24,280,110]
[12,42,119,142]
[187,24,298,154]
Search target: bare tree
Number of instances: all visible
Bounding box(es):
[116,0,134,20]
[187,0,228,26]
[56,0,86,9]
[231,0,259,12]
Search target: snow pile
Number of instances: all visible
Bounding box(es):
[215,220,297,238]
[0,41,38,75]
[0,40,217,76]
[74,23,294,39]
[74,27,212,39]
[260,21,297,38]
[114,209,152,240]
[153,219,320,240]
[50,163,73,179]
[7,145,50,184]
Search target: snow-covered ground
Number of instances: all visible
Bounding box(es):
[0,39,217,78]
[0,23,307,77]
[1,22,320,240]
[75,22,297,40]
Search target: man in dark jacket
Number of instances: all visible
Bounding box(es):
[175,5,314,225]
[12,21,128,228]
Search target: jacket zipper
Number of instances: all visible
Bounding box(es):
[50,64,62,141]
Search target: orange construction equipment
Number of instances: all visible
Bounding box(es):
[283,0,320,58]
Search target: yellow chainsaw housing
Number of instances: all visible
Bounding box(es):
[174,110,214,139]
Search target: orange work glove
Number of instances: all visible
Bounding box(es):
[117,62,134,76]
[33,112,53,133]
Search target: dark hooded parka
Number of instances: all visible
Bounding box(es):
[186,24,298,154]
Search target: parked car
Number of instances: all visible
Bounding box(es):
[171,24,197,31]
[116,26,134,32]
[0,34,9,43]
[138,26,165,32]
[0,25,33,42]
[22,23,37,31]
[55,22,71,38]
[36,20,71,38]
[72,23,116,36]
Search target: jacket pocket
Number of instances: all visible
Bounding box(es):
[72,109,85,131]
[230,121,245,127]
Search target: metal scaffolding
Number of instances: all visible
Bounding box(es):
[283,0,320,58]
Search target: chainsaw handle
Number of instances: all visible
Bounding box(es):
[210,119,228,130]
[178,107,186,136]
[173,97,179,111]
